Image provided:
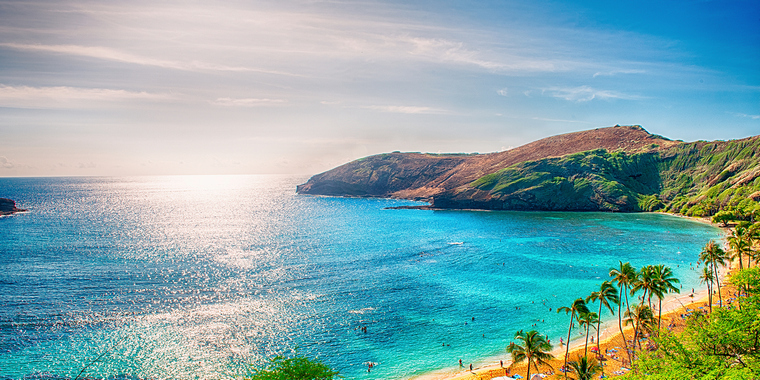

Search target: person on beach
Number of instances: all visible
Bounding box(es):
[459,359,463,367]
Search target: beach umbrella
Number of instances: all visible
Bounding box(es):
[590,346,599,352]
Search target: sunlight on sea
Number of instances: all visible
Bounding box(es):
[0,175,723,379]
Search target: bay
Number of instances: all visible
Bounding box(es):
[0,175,722,379]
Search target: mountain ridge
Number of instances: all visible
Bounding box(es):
[296,126,760,217]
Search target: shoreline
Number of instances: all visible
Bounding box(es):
[412,212,729,380]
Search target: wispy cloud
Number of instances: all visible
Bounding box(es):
[0,43,301,76]
[362,105,451,114]
[397,36,558,73]
[496,88,508,96]
[542,86,643,102]
[0,156,14,169]
[731,112,760,120]
[592,69,646,78]
[0,84,172,108]
[531,117,592,124]
[211,97,287,107]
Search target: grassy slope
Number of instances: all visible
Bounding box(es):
[462,136,760,215]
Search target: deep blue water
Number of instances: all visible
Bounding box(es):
[0,175,722,379]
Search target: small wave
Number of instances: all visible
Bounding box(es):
[448,242,464,245]
[348,307,376,314]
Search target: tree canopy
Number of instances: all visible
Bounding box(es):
[247,354,340,380]
[621,268,760,379]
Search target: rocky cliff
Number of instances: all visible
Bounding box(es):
[0,198,26,216]
[297,126,760,216]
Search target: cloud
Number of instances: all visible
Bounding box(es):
[592,69,646,78]
[542,86,643,102]
[497,88,508,96]
[0,84,172,108]
[211,97,287,107]
[0,43,301,76]
[0,156,13,169]
[397,36,558,73]
[531,117,592,124]
[731,112,760,120]
[362,105,451,114]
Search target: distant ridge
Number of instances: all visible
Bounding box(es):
[297,126,760,216]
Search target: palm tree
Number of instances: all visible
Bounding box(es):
[567,355,602,380]
[631,265,656,311]
[557,298,590,379]
[578,311,599,358]
[624,303,655,353]
[699,266,714,313]
[586,280,618,375]
[728,225,751,270]
[745,222,760,267]
[699,240,728,307]
[651,264,680,331]
[609,261,636,365]
[506,329,554,380]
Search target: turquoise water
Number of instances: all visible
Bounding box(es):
[0,175,722,379]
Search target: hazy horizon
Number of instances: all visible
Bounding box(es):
[1,0,758,177]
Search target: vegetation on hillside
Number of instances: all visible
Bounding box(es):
[460,136,760,216]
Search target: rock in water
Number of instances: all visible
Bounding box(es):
[0,198,26,216]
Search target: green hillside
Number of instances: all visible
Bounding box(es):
[436,136,760,217]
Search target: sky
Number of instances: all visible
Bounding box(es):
[0,0,758,177]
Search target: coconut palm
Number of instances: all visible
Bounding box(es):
[745,222,760,267]
[631,265,656,311]
[699,240,729,307]
[506,329,554,380]
[567,355,602,380]
[609,261,637,365]
[699,266,714,313]
[651,264,680,331]
[586,280,618,375]
[728,226,751,270]
[624,303,655,352]
[557,298,590,379]
[578,311,599,358]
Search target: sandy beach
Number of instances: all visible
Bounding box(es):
[413,215,731,380]
[415,279,732,380]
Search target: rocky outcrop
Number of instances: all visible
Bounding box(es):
[0,198,26,216]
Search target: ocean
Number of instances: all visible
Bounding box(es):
[0,175,722,379]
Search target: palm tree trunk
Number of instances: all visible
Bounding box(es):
[597,302,603,376]
[632,316,640,353]
[526,355,532,380]
[657,297,662,332]
[713,261,722,308]
[622,286,633,366]
[584,323,590,358]
[564,314,574,379]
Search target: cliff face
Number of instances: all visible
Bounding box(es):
[297,126,760,216]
